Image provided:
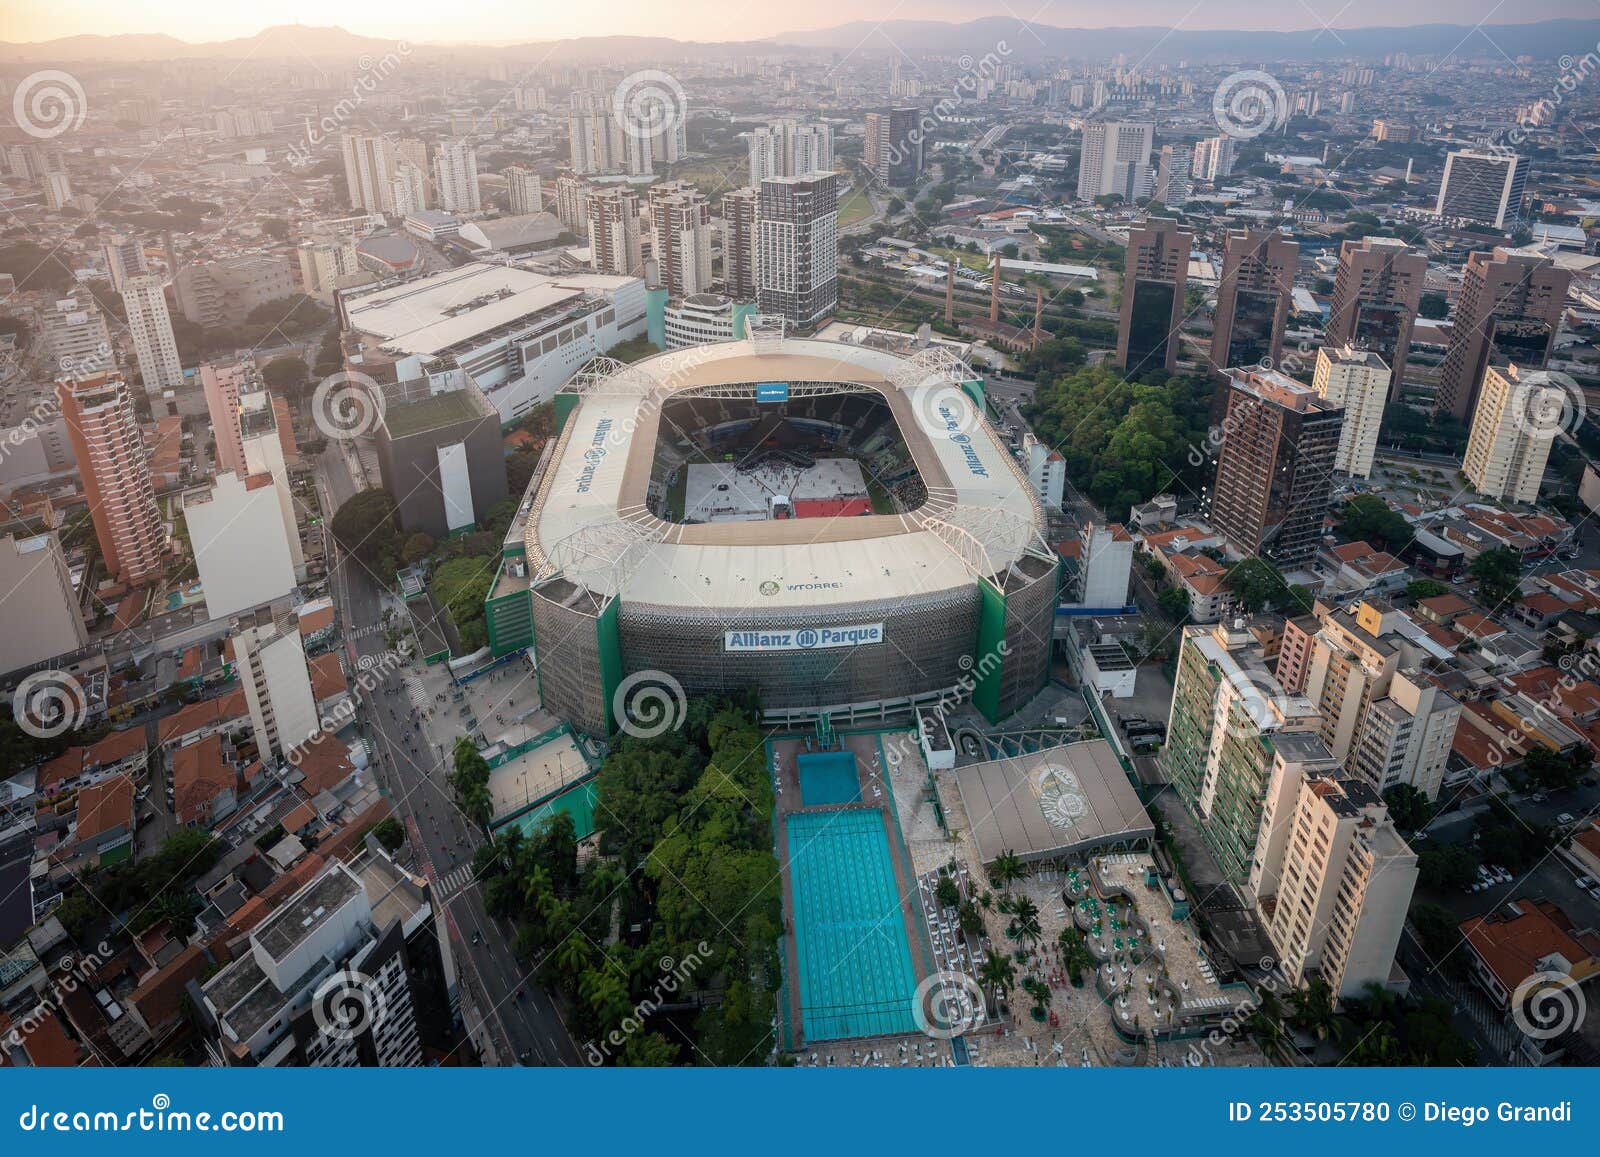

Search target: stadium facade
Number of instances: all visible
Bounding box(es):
[485,337,1058,736]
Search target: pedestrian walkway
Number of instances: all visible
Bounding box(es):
[403,672,428,711]
[435,863,477,901]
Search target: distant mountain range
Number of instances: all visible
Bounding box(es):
[1,17,1596,64]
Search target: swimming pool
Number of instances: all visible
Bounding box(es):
[796,750,861,806]
[786,808,919,1042]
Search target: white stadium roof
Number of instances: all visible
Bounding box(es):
[527,338,1046,608]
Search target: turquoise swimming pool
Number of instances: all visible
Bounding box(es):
[786,808,919,1042]
[796,750,860,806]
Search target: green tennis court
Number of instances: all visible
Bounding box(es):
[786,809,919,1042]
[493,780,598,841]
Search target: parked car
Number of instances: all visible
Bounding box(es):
[1557,812,1577,825]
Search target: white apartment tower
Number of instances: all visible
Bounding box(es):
[1462,363,1567,504]
[1192,135,1237,182]
[721,187,759,302]
[102,234,147,291]
[388,160,429,217]
[505,165,543,215]
[234,614,319,765]
[0,533,87,676]
[433,140,481,213]
[1077,122,1154,202]
[1251,762,1418,998]
[1313,346,1391,479]
[39,296,113,375]
[587,185,643,277]
[748,120,834,186]
[120,273,184,394]
[239,391,306,581]
[184,472,298,621]
[340,133,393,216]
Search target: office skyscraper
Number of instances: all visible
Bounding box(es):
[1208,229,1298,381]
[1435,247,1570,422]
[863,109,922,187]
[1324,236,1426,401]
[1116,217,1191,375]
[1207,368,1343,567]
[756,172,839,328]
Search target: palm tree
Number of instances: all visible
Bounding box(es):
[978,954,1016,1010]
[1007,896,1042,945]
[989,851,1025,891]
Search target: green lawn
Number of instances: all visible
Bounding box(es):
[838,187,875,226]
[928,245,991,272]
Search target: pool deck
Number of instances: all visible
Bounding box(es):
[772,730,935,1049]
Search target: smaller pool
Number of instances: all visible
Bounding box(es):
[796,750,860,806]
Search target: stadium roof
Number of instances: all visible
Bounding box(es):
[527,338,1045,608]
[952,741,1154,865]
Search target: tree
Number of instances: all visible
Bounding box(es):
[261,355,309,395]
[979,953,1016,1002]
[244,293,330,337]
[1405,578,1449,600]
[330,488,401,572]
[1340,494,1412,551]
[1409,902,1464,966]
[430,557,494,647]
[261,217,290,241]
[402,533,436,565]
[1418,292,1449,320]
[1469,546,1521,608]
[1381,784,1433,834]
[371,817,405,853]
[1225,557,1297,613]
[934,874,960,908]
[1521,746,1586,791]
[988,850,1025,891]
[1157,586,1191,622]
[1417,842,1477,891]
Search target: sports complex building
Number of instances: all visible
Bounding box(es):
[485,336,1059,736]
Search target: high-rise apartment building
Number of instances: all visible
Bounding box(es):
[43,170,73,211]
[1077,121,1154,201]
[388,160,429,218]
[568,88,656,177]
[1324,236,1425,399]
[1312,346,1391,479]
[297,236,364,303]
[200,357,259,478]
[39,296,113,375]
[650,183,713,299]
[239,391,306,580]
[1435,247,1569,422]
[1162,621,1323,885]
[0,533,87,676]
[587,185,643,277]
[1208,229,1298,380]
[1462,363,1568,504]
[756,172,839,329]
[553,173,591,238]
[1192,135,1236,181]
[340,133,394,216]
[432,139,480,213]
[200,856,445,1067]
[101,234,147,292]
[748,120,833,186]
[120,273,184,394]
[1154,144,1192,205]
[1301,599,1461,799]
[234,612,318,764]
[1436,149,1528,229]
[863,108,922,187]
[1207,368,1343,567]
[56,371,166,586]
[505,165,543,215]
[1116,217,1190,375]
[184,471,298,620]
[1251,763,1418,997]
[721,187,759,302]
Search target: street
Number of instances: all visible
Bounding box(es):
[315,442,579,1066]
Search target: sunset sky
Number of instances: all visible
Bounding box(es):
[4,0,1593,47]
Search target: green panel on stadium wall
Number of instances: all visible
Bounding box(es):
[973,576,1006,724]
[553,392,580,432]
[645,286,669,349]
[960,379,985,413]
[597,597,624,735]
[485,575,533,659]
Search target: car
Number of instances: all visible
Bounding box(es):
[1531,792,1547,802]
[1557,812,1577,825]
[1411,830,1429,842]
[471,930,482,945]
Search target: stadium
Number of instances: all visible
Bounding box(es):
[498,335,1059,737]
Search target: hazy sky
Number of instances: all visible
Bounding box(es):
[5,0,1594,46]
